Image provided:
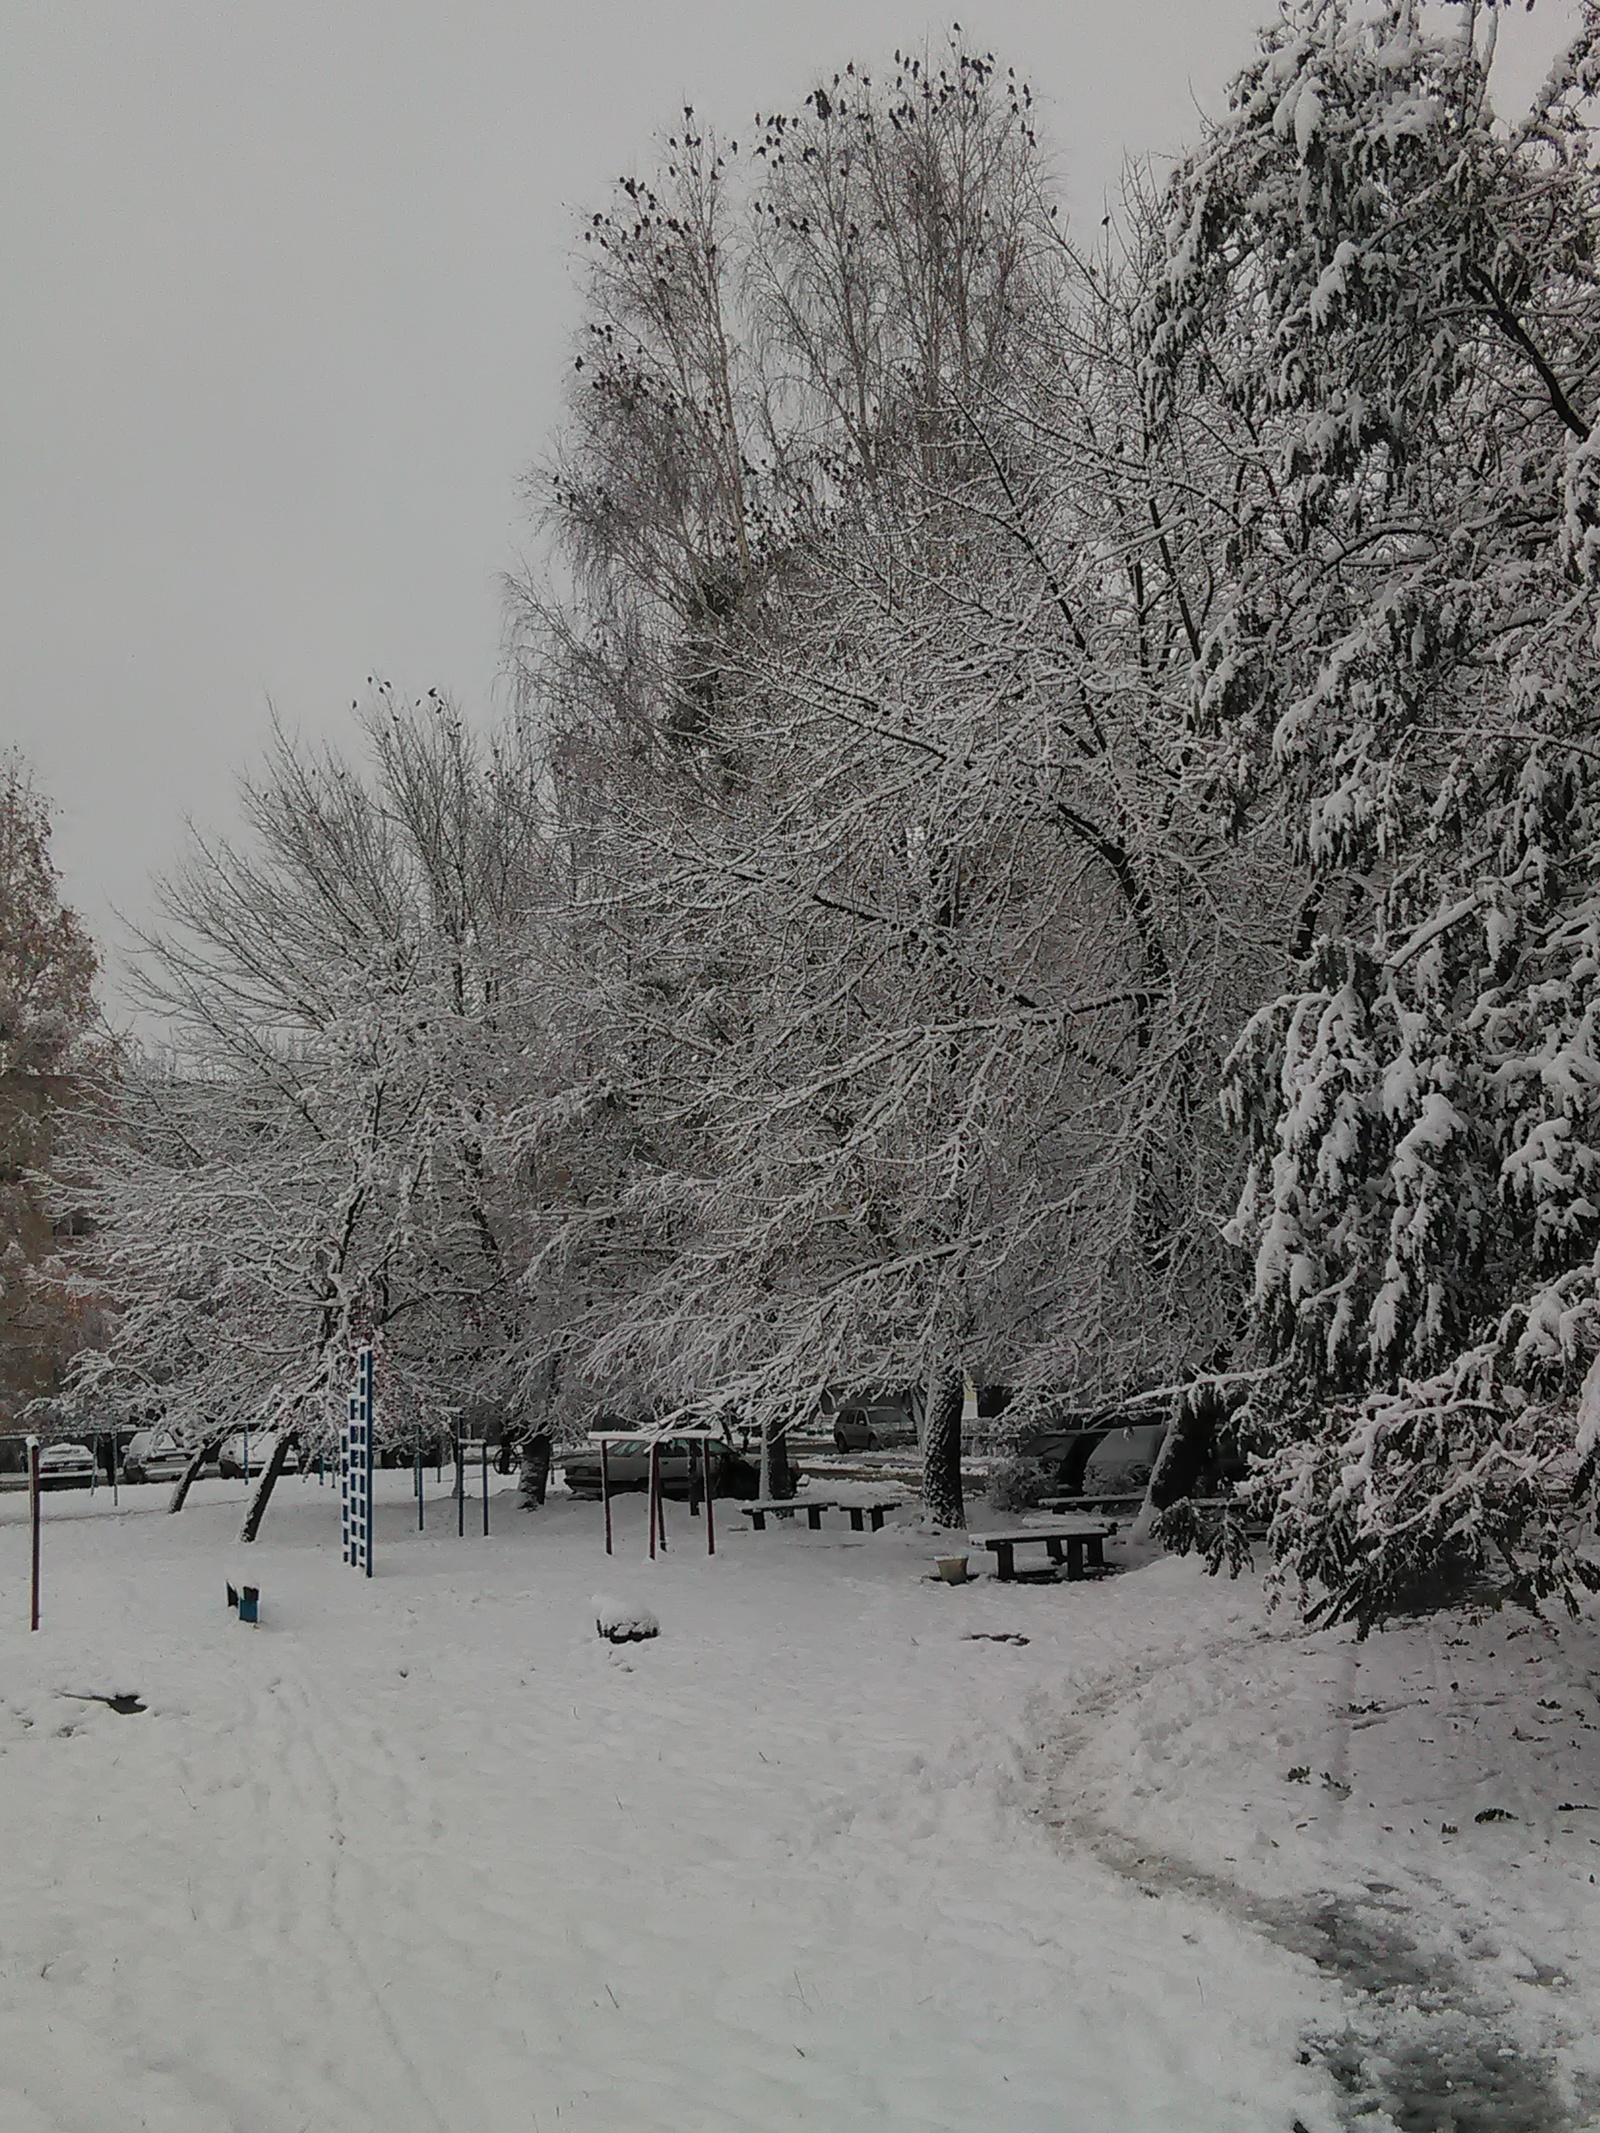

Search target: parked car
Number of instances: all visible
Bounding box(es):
[558,1435,759,1501]
[1078,1423,1166,1499]
[829,1402,918,1453]
[122,1429,211,1484]
[218,1431,300,1481]
[1019,1416,1160,1501]
[37,1441,96,1489]
[1017,1410,1248,1501]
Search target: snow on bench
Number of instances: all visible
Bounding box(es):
[741,1496,902,1533]
[965,1518,1111,1582]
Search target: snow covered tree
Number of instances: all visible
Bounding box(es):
[0,754,105,1424]
[531,142,1294,1523]
[1146,0,1600,1624]
[64,698,568,1533]
[506,43,1106,1512]
[510,40,1056,797]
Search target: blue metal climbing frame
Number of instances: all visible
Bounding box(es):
[341,1345,374,1576]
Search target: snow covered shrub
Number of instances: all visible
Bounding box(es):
[984,1452,1046,1516]
[1147,2,1600,1625]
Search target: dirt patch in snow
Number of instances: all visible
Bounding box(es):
[1046,1813,1572,2131]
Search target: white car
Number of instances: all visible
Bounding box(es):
[36,1441,96,1489]
[218,1430,300,1481]
[121,1429,206,1484]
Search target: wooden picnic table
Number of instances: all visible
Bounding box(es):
[966,1517,1111,1582]
[742,1496,902,1533]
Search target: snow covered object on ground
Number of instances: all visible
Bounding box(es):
[592,1589,659,1642]
[1146,1,1600,1625]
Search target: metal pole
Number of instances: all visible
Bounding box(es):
[703,1439,715,1557]
[456,1434,464,1538]
[243,1421,250,1488]
[27,1437,41,1631]
[110,1426,119,1507]
[481,1438,489,1537]
[416,1441,424,1530]
[601,1440,613,1555]
[648,1442,658,1561]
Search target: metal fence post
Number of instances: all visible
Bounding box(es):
[27,1436,41,1631]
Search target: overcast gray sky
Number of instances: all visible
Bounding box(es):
[2,1,1575,1018]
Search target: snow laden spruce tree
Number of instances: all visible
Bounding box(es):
[64,697,561,1538]
[1147,0,1600,1623]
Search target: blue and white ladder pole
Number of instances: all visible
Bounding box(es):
[340,1344,375,1576]
[363,1346,374,1577]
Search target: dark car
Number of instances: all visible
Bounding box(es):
[558,1435,760,1501]
[1018,1408,1248,1502]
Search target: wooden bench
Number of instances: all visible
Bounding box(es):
[741,1497,901,1533]
[967,1518,1111,1582]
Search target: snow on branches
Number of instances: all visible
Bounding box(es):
[62,699,561,1459]
[1152,0,1600,1624]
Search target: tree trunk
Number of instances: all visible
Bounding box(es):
[167,1430,227,1513]
[1149,1390,1218,1509]
[239,1430,298,1543]
[519,1433,552,1508]
[1134,1388,1218,1539]
[759,1414,794,1501]
[922,1365,965,1528]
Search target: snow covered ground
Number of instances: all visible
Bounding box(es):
[0,1474,1595,2131]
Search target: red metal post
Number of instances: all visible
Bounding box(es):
[601,1440,613,1556]
[702,1439,715,1557]
[648,1442,659,1560]
[656,1448,667,1551]
[28,1438,41,1631]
